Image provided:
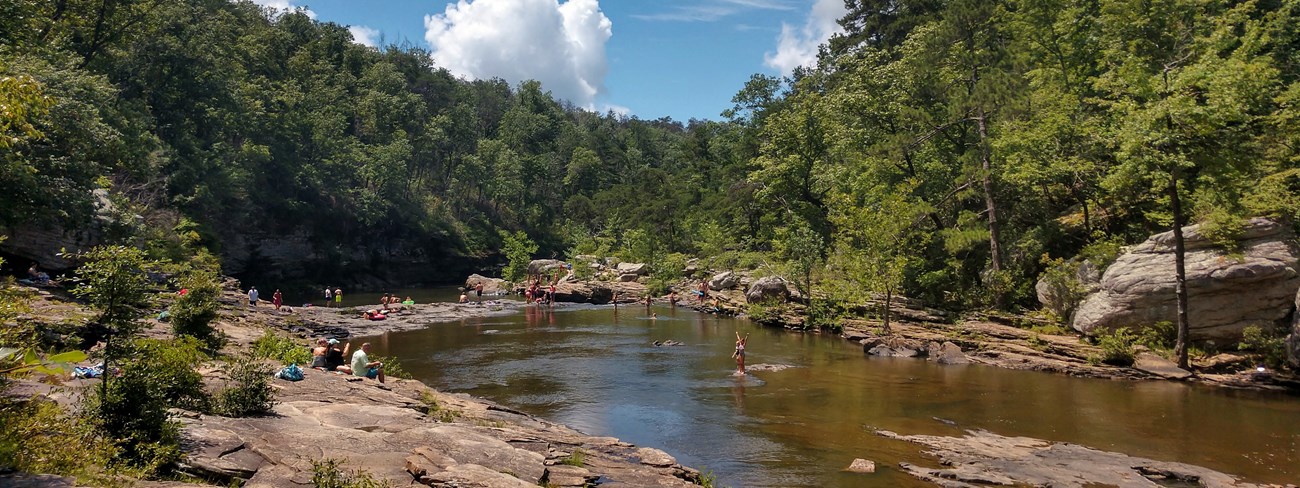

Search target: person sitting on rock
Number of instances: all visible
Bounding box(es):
[403,296,414,305]
[325,339,351,374]
[459,292,468,304]
[350,342,385,383]
[310,338,329,370]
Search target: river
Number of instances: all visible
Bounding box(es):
[357,293,1300,487]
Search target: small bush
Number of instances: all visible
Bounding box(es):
[1089,328,1136,367]
[371,355,412,379]
[1239,325,1287,369]
[170,268,224,352]
[214,354,277,417]
[1136,321,1176,351]
[560,449,585,467]
[418,391,461,423]
[311,458,392,488]
[805,298,846,331]
[250,331,311,365]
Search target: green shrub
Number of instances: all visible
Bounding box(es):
[170,267,224,352]
[500,230,538,283]
[1136,321,1176,351]
[250,331,312,365]
[418,391,461,423]
[371,355,412,379]
[1089,328,1136,367]
[805,298,846,332]
[311,459,392,488]
[1239,325,1287,369]
[0,398,116,483]
[214,354,277,417]
[560,449,585,467]
[82,337,209,475]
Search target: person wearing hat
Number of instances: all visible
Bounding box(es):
[324,338,351,373]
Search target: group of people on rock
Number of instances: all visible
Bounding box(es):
[380,293,413,307]
[524,280,557,305]
[310,338,385,383]
[245,287,285,310]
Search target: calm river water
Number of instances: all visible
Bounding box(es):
[359,295,1300,487]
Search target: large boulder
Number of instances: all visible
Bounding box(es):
[552,282,614,304]
[708,271,738,291]
[615,262,648,275]
[528,259,567,277]
[465,274,507,294]
[1072,218,1300,340]
[745,276,790,303]
[1290,300,1300,367]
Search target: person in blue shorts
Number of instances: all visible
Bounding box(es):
[350,342,385,383]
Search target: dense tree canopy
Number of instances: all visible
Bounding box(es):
[2,0,1298,316]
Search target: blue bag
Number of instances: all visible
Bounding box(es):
[276,363,304,381]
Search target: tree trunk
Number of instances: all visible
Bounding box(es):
[975,107,1004,307]
[883,285,893,334]
[1169,174,1191,369]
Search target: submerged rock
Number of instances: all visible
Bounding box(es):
[878,429,1268,488]
[1072,218,1300,340]
[845,458,876,474]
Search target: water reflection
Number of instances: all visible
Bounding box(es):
[363,301,1300,487]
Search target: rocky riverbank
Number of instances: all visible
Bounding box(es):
[5,281,704,488]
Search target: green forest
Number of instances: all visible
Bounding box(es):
[3,0,1300,314]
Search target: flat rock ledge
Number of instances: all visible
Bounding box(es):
[877,429,1294,488]
[177,372,701,487]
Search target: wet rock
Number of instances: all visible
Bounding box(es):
[879,429,1265,488]
[634,447,677,467]
[1073,217,1300,340]
[553,282,615,304]
[931,341,970,365]
[745,276,790,303]
[845,458,876,474]
[709,271,738,291]
[1134,352,1193,380]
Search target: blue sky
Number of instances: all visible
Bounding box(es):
[250,0,844,122]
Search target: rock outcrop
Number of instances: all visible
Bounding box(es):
[527,259,568,277]
[708,271,737,291]
[1072,218,1300,339]
[465,274,507,294]
[745,276,790,303]
[0,189,119,270]
[615,262,647,276]
[179,372,701,487]
[878,429,1270,488]
[1289,313,1300,368]
[552,282,614,304]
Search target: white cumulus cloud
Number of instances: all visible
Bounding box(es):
[349,25,381,47]
[247,0,316,19]
[424,0,613,108]
[763,0,845,75]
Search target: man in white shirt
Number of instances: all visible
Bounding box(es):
[350,342,385,383]
[248,287,259,307]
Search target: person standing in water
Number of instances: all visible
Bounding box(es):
[732,331,749,375]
